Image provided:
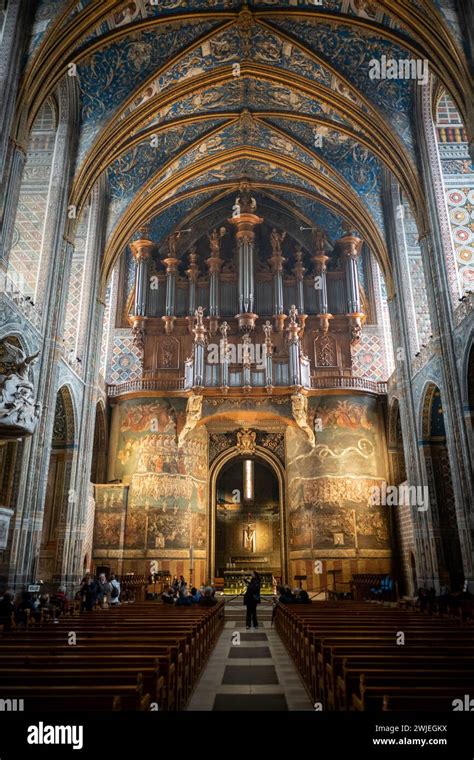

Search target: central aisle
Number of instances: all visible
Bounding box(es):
[187,598,313,711]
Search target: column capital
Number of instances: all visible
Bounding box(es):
[312,252,330,273]
[130,236,154,261]
[162,256,179,275]
[337,235,363,259]
[206,256,223,274]
[228,213,263,240]
[269,253,286,274]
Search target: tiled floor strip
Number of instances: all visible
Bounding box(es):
[186,599,313,711]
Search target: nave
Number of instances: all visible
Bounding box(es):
[187,597,313,711]
[1,594,473,713]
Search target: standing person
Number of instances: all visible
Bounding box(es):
[79,573,97,612]
[109,574,121,606]
[244,571,261,629]
[96,573,109,608]
[0,592,14,633]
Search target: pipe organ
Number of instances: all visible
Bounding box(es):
[128,186,366,391]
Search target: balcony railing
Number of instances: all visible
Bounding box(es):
[107,376,187,396]
[107,373,387,396]
[310,375,387,393]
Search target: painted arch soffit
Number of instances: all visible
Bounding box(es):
[72,20,378,171]
[102,152,389,287]
[73,65,420,222]
[21,1,468,146]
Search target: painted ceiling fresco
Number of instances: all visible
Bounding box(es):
[22,0,468,270]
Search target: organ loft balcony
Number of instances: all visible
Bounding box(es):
[107,192,388,399]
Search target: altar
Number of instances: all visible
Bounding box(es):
[223,570,274,595]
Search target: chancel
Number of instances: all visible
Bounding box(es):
[0,0,472,720]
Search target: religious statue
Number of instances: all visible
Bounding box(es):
[236,427,257,455]
[178,393,203,447]
[291,393,315,447]
[219,321,229,340]
[234,179,257,215]
[194,306,205,328]
[270,228,286,255]
[0,340,41,438]
[351,321,362,344]
[262,320,273,343]
[288,304,299,324]
[167,231,181,257]
[243,523,256,553]
[313,227,330,252]
[241,333,252,366]
[208,227,226,256]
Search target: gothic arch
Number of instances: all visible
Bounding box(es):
[208,443,288,584]
[387,397,407,486]
[420,382,463,588]
[38,385,76,583]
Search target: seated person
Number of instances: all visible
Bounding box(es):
[176,589,193,606]
[190,587,201,603]
[295,589,310,604]
[198,587,218,606]
[278,585,296,604]
[161,585,175,604]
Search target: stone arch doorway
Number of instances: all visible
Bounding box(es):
[38,386,76,583]
[208,445,288,588]
[421,384,463,589]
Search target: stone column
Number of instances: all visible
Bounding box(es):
[8,76,81,586]
[338,228,364,343]
[0,144,26,268]
[0,0,30,266]
[130,228,154,351]
[382,169,439,589]
[416,82,474,579]
[63,177,108,586]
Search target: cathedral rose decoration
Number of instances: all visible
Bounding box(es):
[0,340,41,438]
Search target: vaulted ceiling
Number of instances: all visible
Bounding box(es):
[17,0,470,290]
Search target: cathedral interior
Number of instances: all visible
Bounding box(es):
[0,0,473,723]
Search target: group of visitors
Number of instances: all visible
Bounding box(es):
[78,572,121,611]
[417,583,473,616]
[277,585,311,604]
[161,576,218,607]
[0,586,68,631]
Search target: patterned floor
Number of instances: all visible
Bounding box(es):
[186,598,313,711]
